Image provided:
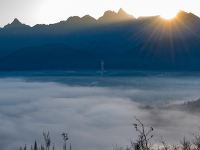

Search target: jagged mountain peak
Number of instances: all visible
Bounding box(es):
[81,15,97,24]
[11,18,22,25]
[117,8,134,19]
[66,15,96,25]
[82,15,96,21]
[104,10,117,15]
[176,10,200,20]
[98,9,134,23]
[4,18,30,29]
[67,16,81,23]
[118,8,127,15]
[118,8,124,13]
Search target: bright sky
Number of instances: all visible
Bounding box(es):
[0,0,200,27]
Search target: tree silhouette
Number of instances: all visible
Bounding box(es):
[43,132,51,150]
[62,132,69,150]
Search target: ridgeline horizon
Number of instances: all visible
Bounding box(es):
[1,8,133,28]
[0,9,196,28]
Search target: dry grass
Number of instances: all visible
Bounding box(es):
[19,119,200,150]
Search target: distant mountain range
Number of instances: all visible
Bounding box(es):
[0,9,200,71]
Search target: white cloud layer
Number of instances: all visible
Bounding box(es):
[0,76,200,150]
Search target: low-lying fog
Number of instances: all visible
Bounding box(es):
[1,75,200,150]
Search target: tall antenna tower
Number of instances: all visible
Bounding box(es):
[100,60,105,76]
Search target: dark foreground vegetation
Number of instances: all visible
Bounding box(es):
[19,118,200,150]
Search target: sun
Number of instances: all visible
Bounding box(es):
[161,13,176,20]
[160,10,178,20]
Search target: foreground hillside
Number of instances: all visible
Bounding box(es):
[0,9,200,71]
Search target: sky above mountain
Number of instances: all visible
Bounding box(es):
[0,0,200,27]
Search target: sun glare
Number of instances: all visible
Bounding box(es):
[160,11,178,20]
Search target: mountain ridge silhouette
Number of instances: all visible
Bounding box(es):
[4,18,30,30]
[0,9,200,71]
[3,8,133,28]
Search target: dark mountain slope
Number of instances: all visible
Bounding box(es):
[0,10,200,71]
[0,44,101,70]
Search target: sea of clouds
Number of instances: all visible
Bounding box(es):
[0,76,200,150]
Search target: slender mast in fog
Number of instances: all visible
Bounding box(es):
[101,60,105,76]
